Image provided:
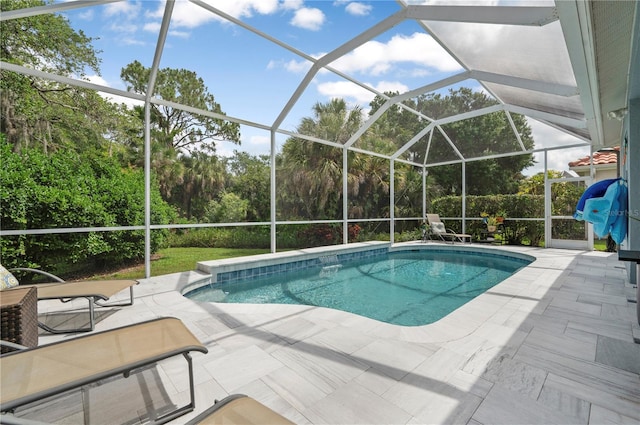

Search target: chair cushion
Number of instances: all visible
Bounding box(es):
[0,264,19,290]
[430,222,446,233]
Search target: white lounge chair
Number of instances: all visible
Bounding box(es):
[426,214,471,243]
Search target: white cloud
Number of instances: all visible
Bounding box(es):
[169,30,191,39]
[120,37,146,46]
[375,81,410,95]
[143,22,161,33]
[282,0,304,11]
[149,1,212,28]
[248,134,270,149]
[109,21,138,34]
[526,149,588,176]
[524,118,590,175]
[103,1,141,18]
[77,9,94,20]
[331,32,462,76]
[317,80,409,105]
[290,8,325,31]
[163,0,280,29]
[275,32,460,78]
[291,57,320,72]
[317,81,368,102]
[345,2,372,16]
[268,58,314,73]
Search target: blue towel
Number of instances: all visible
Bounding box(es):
[574,178,618,220]
[582,179,628,243]
[610,180,628,244]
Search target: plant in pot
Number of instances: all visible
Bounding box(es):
[481,212,499,232]
[495,210,507,225]
[486,216,498,232]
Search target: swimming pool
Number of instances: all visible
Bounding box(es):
[186,248,531,326]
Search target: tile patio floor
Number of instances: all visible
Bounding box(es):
[14,243,640,424]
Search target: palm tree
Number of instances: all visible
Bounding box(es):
[175,152,226,219]
[278,99,364,220]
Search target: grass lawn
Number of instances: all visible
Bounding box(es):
[593,239,608,252]
[92,247,270,280]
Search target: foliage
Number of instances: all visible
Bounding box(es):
[118,61,244,219]
[518,170,586,245]
[370,88,535,196]
[277,99,357,220]
[277,99,422,225]
[120,60,240,155]
[166,224,364,250]
[518,170,565,195]
[172,151,226,218]
[0,2,571,257]
[0,0,114,151]
[0,137,175,275]
[432,194,545,245]
[226,151,271,222]
[395,229,423,242]
[295,223,362,247]
[0,0,99,75]
[168,226,271,249]
[205,192,249,223]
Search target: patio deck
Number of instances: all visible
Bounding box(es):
[13,244,640,424]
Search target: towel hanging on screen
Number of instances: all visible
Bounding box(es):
[576,178,628,244]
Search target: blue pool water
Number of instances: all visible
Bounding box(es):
[186,250,530,326]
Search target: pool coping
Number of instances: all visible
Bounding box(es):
[168,241,550,344]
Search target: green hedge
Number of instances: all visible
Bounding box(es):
[432,194,545,245]
[167,223,364,250]
[0,137,176,276]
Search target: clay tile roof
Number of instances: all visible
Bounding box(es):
[568,147,619,167]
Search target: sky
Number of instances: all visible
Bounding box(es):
[61,0,590,175]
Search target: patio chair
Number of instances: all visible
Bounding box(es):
[2,265,138,334]
[426,214,471,243]
[0,317,208,425]
[185,394,294,425]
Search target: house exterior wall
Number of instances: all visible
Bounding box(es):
[569,165,618,181]
[622,98,639,285]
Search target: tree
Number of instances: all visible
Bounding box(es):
[226,151,271,222]
[370,88,536,196]
[0,0,116,152]
[120,60,240,154]
[518,170,561,196]
[205,192,249,223]
[519,170,583,216]
[120,61,241,217]
[173,152,226,219]
[278,99,363,220]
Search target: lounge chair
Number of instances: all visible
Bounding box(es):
[0,317,208,425]
[5,266,138,334]
[426,214,471,243]
[185,394,294,425]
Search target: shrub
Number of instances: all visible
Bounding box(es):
[432,194,545,245]
[0,137,175,274]
[168,226,271,249]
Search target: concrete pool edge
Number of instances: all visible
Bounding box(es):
[168,242,553,344]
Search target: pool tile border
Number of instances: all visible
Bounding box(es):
[183,241,535,296]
